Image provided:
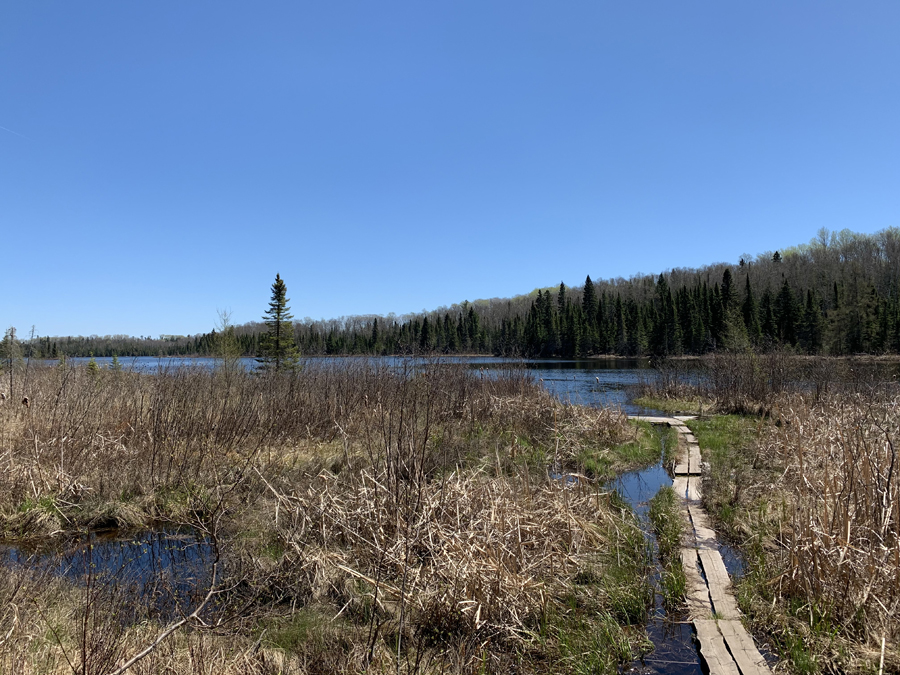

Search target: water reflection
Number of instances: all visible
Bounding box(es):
[2,528,216,622]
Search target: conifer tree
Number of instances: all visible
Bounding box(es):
[582,275,597,353]
[775,279,798,345]
[800,289,824,354]
[741,275,762,344]
[760,288,777,344]
[721,269,737,313]
[258,273,300,372]
[420,316,432,351]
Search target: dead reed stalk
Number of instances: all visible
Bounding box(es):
[765,390,900,644]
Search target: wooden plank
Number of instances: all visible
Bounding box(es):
[683,433,698,444]
[629,415,675,424]
[718,620,773,675]
[686,476,702,502]
[682,548,713,618]
[694,619,742,675]
[695,527,718,550]
[688,444,702,474]
[673,415,697,421]
[688,504,718,550]
[674,435,691,475]
[672,476,689,500]
[688,504,713,530]
[699,549,741,620]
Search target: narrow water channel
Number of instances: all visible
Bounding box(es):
[607,428,703,675]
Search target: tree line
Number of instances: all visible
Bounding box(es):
[11,227,900,360]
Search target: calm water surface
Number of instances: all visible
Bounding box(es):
[68,355,665,415]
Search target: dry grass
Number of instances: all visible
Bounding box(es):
[662,351,900,671]
[765,391,900,646]
[0,359,653,674]
[640,351,897,417]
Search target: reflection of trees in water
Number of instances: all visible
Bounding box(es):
[6,529,216,623]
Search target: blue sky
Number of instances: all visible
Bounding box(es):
[2,2,898,337]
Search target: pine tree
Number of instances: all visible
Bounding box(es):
[721,269,737,314]
[760,288,777,344]
[741,275,762,344]
[258,273,300,372]
[775,279,798,345]
[420,316,432,351]
[582,275,597,353]
[371,318,380,353]
[799,290,824,354]
[651,274,680,356]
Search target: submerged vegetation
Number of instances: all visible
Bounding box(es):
[0,360,668,674]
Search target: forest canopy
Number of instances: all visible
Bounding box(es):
[15,227,900,359]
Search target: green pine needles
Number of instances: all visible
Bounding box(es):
[257,273,300,373]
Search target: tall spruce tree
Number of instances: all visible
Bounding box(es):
[582,275,597,354]
[742,274,762,344]
[258,273,300,372]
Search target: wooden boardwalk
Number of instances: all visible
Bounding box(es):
[631,416,772,675]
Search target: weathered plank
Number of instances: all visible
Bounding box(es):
[694,620,742,675]
[629,416,675,424]
[688,444,702,474]
[689,504,718,549]
[718,620,773,675]
[682,548,713,618]
[699,549,741,620]
[673,415,697,421]
[673,434,691,474]
[657,413,774,674]
[686,476,702,502]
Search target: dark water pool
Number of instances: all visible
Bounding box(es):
[1,528,217,621]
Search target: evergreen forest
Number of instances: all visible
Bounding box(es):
[18,228,900,359]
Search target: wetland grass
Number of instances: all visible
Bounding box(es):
[662,352,900,674]
[0,359,663,674]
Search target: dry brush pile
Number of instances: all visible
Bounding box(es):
[0,360,651,674]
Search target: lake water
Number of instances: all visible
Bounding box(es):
[66,355,666,415]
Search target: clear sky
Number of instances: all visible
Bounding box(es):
[2,2,898,337]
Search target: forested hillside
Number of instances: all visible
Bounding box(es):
[19,227,900,359]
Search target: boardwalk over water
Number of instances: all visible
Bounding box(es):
[631,415,772,675]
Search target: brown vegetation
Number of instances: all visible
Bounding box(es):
[758,390,899,667]
[658,352,900,673]
[0,360,653,674]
